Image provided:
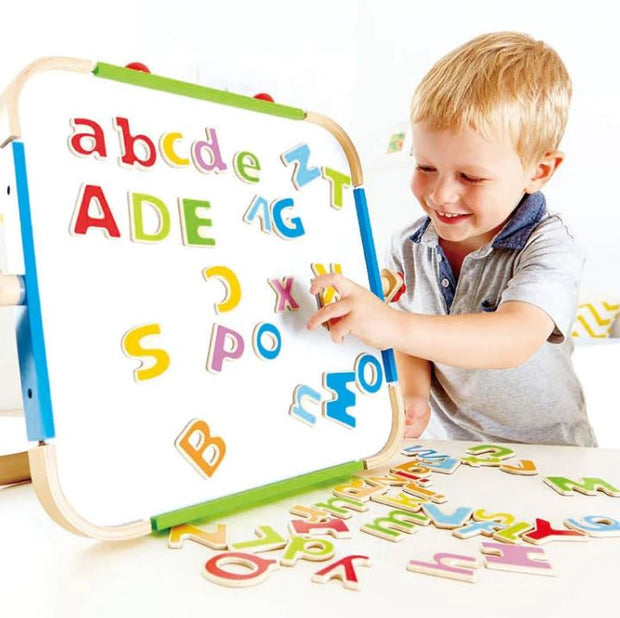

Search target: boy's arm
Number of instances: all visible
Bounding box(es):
[307,274,554,370]
[394,351,432,438]
[390,300,554,369]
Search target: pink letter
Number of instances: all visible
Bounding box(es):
[206,324,245,373]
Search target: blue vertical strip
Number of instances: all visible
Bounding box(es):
[12,141,55,440]
[352,187,398,384]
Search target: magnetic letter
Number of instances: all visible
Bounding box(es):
[179,198,215,247]
[130,192,171,242]
[281,143,321,189]
[354,354,383,394]
[407,553,478,583]
[243,195,272,233]
[480,542,554,576]
[332,478,387,502]
[168,524,228,550]
[312,555,370,590]
[114,117,156,168]
[71,184,120,238]
[289,518,351,539]
[160,132,189,167]
[203,552,279,587]
[268,277,300,312]
[121,323,170,381]
[522,518,587,545]
[252,322,282,361]
[207,324,245,373]
[564,515,620,537]
[233,151,261,183]
[323,371,357,428]
[370,492,426,513]
[68,118,107,158]
[192,128,227,173]
[422,504,473,529]
[230,526,287,553]
[288,384,321,426]
[175,418,226,479]
[313,496,368,519]
[203,266,242,313]
[271,198,305,239]
[321,167,350,209]
[280,536,335,566]
[311,263,342,306]
[361,510,428,542]
[544,476,620,497]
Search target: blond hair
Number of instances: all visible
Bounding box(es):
[411,32,571,166]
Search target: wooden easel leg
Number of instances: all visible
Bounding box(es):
[0,451,31,485]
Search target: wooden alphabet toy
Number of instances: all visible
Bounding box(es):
[311,555,371,591]
[480,542,554,576]
[407,552,479,583]
[0,58,404,539]
[544,476,620,497]
[203,552,280,587]
[564,515,620,537]
[164,445,620,591]
[168,522,228,550]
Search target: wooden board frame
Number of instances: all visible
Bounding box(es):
[0,57,404,539]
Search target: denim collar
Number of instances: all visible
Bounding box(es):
[411,192,546,251]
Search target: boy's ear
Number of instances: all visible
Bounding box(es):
[525,151,565,193]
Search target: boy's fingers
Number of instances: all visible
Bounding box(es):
[328,314,353,344]
[306,298,351,330]
[309,273,353,297]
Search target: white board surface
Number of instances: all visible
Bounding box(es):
[2,65,397,526]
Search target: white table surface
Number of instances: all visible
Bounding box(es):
[1,439,620,618]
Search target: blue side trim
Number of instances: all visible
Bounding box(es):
[352,187,398,384]
[12,141,55,440]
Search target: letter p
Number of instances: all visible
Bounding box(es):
[207,324,245,373]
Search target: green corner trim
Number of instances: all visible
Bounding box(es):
[93,62,305,121]
[150,460,364,532]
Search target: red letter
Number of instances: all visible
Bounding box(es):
[522,518,586,545]
[68,118,107,158]
[71,184,120,238]
[312,555,370,590]
[114,117,156,168]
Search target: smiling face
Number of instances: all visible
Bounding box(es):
[411,122,538,253]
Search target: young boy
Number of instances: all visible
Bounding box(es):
[307,31,597,447]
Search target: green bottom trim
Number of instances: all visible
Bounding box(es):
[150,460,363,532]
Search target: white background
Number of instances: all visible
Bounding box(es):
[2,0,619,440]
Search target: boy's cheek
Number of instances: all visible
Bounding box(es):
[410,174,426,204]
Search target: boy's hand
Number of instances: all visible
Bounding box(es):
[307,273,396,349]
[403,395,431,438]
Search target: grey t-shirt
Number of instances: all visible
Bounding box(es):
[387,192,597,446]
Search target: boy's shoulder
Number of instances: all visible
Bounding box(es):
[521,209,583,255]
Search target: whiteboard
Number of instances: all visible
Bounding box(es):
[2,62,399,528]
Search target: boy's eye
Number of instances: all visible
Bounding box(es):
[415,165,436,173]
[460,173,485,184]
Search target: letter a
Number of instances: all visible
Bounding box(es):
[68,118,107,158]
[71,184,120,238]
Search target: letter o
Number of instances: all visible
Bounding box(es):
[252,322,282,360]
[354,354,383,394]
[203,552,278,587]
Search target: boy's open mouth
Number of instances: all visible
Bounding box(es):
[434,210,471,224]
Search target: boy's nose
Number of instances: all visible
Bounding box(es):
[427,177,459,208]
